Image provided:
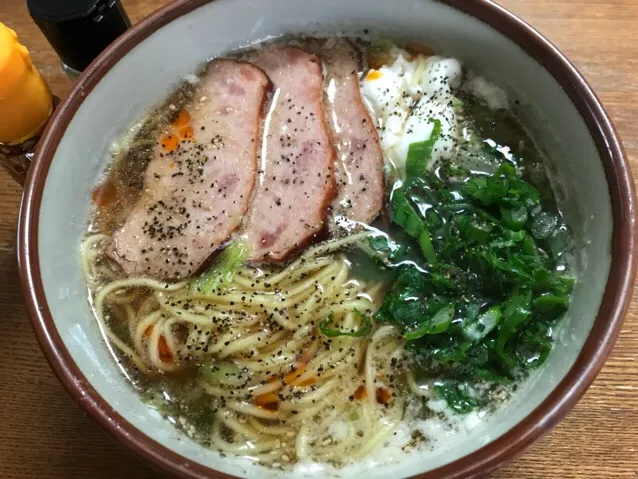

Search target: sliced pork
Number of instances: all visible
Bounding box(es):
[109,59,271,280]
[309,39,385,229]
[241,46,337,262]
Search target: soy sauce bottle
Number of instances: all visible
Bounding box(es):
[28,0,131,80]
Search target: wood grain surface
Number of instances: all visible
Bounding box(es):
[0,0,636,477]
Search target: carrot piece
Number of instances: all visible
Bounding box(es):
[160,134,178,151]
[144,325,154,338]
[92,178,117,208]
[284,363,307,385]
[353,385,368,400]
[171,110,191,128]
[299,348,314,365]
[294,377,316,388]
[284,346,316,385]
[375,387,392,405]
[158,335,172,363]
[255,392,280,410]
[178,125,194,140]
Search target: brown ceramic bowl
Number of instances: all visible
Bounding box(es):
[17,0,637,477]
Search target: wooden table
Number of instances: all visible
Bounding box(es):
[0,0,636,477]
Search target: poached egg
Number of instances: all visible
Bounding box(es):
[360,53,463,175]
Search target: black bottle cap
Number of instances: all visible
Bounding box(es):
[28,0,131,72]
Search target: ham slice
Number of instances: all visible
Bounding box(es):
[309,39,385,229]
[108,59,271,280]
[241,46,337,262]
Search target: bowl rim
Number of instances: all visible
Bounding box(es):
[18,0,637,477]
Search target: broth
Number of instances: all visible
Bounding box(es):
[82,36,573,469]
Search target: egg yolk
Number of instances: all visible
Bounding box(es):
[365,70,383,81]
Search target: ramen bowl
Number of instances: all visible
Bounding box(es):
[18,0,636,477]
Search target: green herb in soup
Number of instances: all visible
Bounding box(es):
[367,142,572,412]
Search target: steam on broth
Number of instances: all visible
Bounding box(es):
[83,37,574,469]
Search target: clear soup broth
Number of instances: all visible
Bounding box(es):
[83,36,573,470]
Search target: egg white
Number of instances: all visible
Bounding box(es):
[361,52,463,176]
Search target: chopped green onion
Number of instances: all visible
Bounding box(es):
[319,310,372,338]
[367,155,573,414]
[419,229,437,265]
[501,205,528,231]
[405,119,442,180]
[404,303,454,340]
[495,291,532,351]
[192,242,250,294]
[465,220,492,243]
[533,294,570,311]
[391,190,424,238]
[535,273,575,296]
[368,235,391,252]
[463,306,502,342]
[434,381,478,414]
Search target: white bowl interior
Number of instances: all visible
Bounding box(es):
[37,0,612,477]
